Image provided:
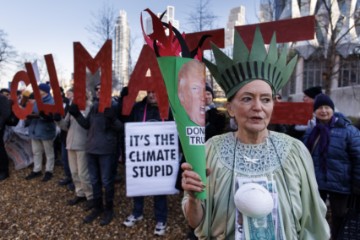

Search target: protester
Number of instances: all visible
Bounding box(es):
[203,84,227,140]
[1,88,19,128]
[303,86,322,103]
[123,91,171,236]
[205,84,216,111]
[288,86,322,139]
[57,87,74,190]
[68,84,123,226]
[0,88,10,98]
[0,90,12,181]
[303,94,360,239]
[116,86,129,164]
[56,89,94,210]
[25,83,57,182]
[181,29,330,239]
[205,108,227,142]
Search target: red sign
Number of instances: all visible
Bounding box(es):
[9,16,316,122]
[122,45,169,119]
[271,102,313,125]
[235,16,315,49]
[73,40,112,112]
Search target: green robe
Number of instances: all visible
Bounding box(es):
[182,131,330,240]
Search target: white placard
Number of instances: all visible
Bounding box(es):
[125,121,179,197]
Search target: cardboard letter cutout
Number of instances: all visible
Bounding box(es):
[122,45,169,119]
[73,40,112,112]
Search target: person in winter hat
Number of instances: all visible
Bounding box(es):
[303,94,360,239]
[25,83,57,182]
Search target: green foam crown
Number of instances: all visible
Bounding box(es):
[204,27,298,99]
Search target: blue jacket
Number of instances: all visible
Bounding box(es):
[303,113,360,194]
[28,94,57,140]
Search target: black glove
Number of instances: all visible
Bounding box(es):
[53,113,62,122]
[68,104,80,118]
[39,111,54,121]
[104,107,116,121]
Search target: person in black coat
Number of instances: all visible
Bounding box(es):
[69,85,123,226]
[0,92,11,180]
[58,88,74,189]
[122,91,172,236]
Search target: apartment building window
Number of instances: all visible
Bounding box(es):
[339,56,360,87]
[281,71,296,97]
[303,59,324,90]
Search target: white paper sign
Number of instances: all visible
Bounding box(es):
[125,121,179,197]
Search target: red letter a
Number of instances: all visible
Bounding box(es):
[122,45,169,119]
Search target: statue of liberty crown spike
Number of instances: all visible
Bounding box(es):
[203,27,298,99]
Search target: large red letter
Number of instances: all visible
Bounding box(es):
[10,71,33,119]
[73,40,112,112]
[122,45,169,119]
[25,56,64,115]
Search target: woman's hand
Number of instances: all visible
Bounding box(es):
[181,162,207,197]
[181,162,209,228]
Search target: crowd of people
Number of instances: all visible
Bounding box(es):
[0,80,226,237]
[1,33,360,240]
[1,76,360,240]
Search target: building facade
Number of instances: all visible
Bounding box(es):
[225,6,246,47]
[114,10,130,91]
[145,6,180,35]
[259,0,360,117]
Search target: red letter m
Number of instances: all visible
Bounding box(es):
[73,40,112,112]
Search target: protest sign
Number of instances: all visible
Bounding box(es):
[5,131,33,170]
[157,57,207,199]
[141,9,209,199]
[125,121,179,197]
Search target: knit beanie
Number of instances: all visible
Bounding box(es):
[38,83,50,94]
[303,86,322,99]
[206,85,214,98]
[313,94,335,112]
[0,88,10,94]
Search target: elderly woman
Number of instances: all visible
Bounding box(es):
[303,94,360,239]
[181,29,330,239]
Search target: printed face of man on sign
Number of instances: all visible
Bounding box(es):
[178,60,206,126]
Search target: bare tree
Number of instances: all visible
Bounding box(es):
[316,0,360,94]
[15,52,47,82]
[0,29,16,70]
[86,2,117,49]
[85,2,118,92]
[258,0,360,95]
[186,0,219,32]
